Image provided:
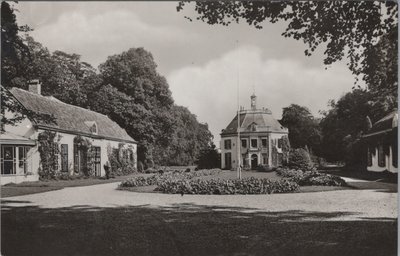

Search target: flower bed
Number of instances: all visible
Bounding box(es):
[119,169,221,188]
[276,167,346,186]
[155,177,299,195]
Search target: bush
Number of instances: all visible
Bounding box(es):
[256,164,275,172]
[119,169,221,189]
[155,177,299,195]
[276,167,346,186]
[288,148,314,170]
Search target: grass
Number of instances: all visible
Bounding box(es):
[1,202,396,256]
[1,173,154,198]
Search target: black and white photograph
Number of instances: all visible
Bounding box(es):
[0,1,398,255]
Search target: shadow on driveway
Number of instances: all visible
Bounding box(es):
[1,201,397,256]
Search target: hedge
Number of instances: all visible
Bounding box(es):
[276,167,346,186]
[119,169,221,188]
[155,177,299,195]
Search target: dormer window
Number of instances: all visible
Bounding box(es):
[85,121,98,135]
[247,122,257,132]
[90,123,98,134]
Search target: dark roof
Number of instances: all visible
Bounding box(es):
[221,109,288,135]
[364,110,398,137]
[10,88,136,143]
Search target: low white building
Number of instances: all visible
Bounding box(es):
[0,82,137,184]
[364,110,398,173]
[220,94,289,170]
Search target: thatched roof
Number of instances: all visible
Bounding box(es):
[10,88,136,143]
[364,110,398,138]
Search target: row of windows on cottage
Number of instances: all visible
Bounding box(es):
[224,138,282,150]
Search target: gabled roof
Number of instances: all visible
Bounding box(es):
[221,109,288,135]
[10,88,136,143]
[364,110,398,137]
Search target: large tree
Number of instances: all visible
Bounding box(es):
[280,104,321,154]
[1,1,31,87]
[319,89,374,164]
[177,1,397,99]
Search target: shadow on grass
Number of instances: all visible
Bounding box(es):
[1,201,397,256]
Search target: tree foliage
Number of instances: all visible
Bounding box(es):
[280,104,321,153]
[1,2,214,166]
[319,89,376,163]
[177,1,398,94]
[1,1,31,87]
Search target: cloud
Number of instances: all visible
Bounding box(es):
[168,46,355,145]
[29,8,199,69]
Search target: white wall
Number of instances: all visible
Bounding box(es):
[367,146,398,173]
[220,132,287,169]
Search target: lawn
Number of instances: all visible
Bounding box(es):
[1,173,154,198]
[1,202,396,256]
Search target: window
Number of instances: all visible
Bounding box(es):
[90,123,98,134]
[262,153,268,165]
[1,146,16,175]
[18,146,29,174]
[241,139,247,148]
[277,139,282,148]
[224,140,231,150]
[251,139,258,148]
[61,144,68,172]
[367,147,373,167]
[262,139,267,148]
[378,145,385,167]
[92,146,101,176]
[225,152,232,169]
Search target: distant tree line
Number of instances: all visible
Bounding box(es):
[1,1,215,167]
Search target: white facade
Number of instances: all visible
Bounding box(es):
[220,94,289,170]
[367,146,398,173]
[1,87,137,185]
[364,110,398,173]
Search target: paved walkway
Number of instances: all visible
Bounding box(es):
[2,181,397,221]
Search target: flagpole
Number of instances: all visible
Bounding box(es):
[236,41,241,179]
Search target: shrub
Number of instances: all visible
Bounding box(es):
[288,148,314,170]
[256,164,275,172]
[155,177,299,195]
[119,169,221,189]
[275,167,346,186]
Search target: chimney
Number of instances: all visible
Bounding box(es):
[28,79,41,95]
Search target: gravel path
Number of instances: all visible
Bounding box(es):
[2,182,397,221]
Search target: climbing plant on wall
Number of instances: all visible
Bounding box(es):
[281,136,291,166]
[73,135,94,176]
[107,143,137,175]
[38,131,61,180]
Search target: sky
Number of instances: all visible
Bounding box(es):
[16,2,356,145]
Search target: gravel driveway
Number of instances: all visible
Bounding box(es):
[2,182,397,221]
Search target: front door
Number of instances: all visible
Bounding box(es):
[251,154,258,169]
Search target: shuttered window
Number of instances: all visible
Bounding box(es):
[61,144,68,172]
